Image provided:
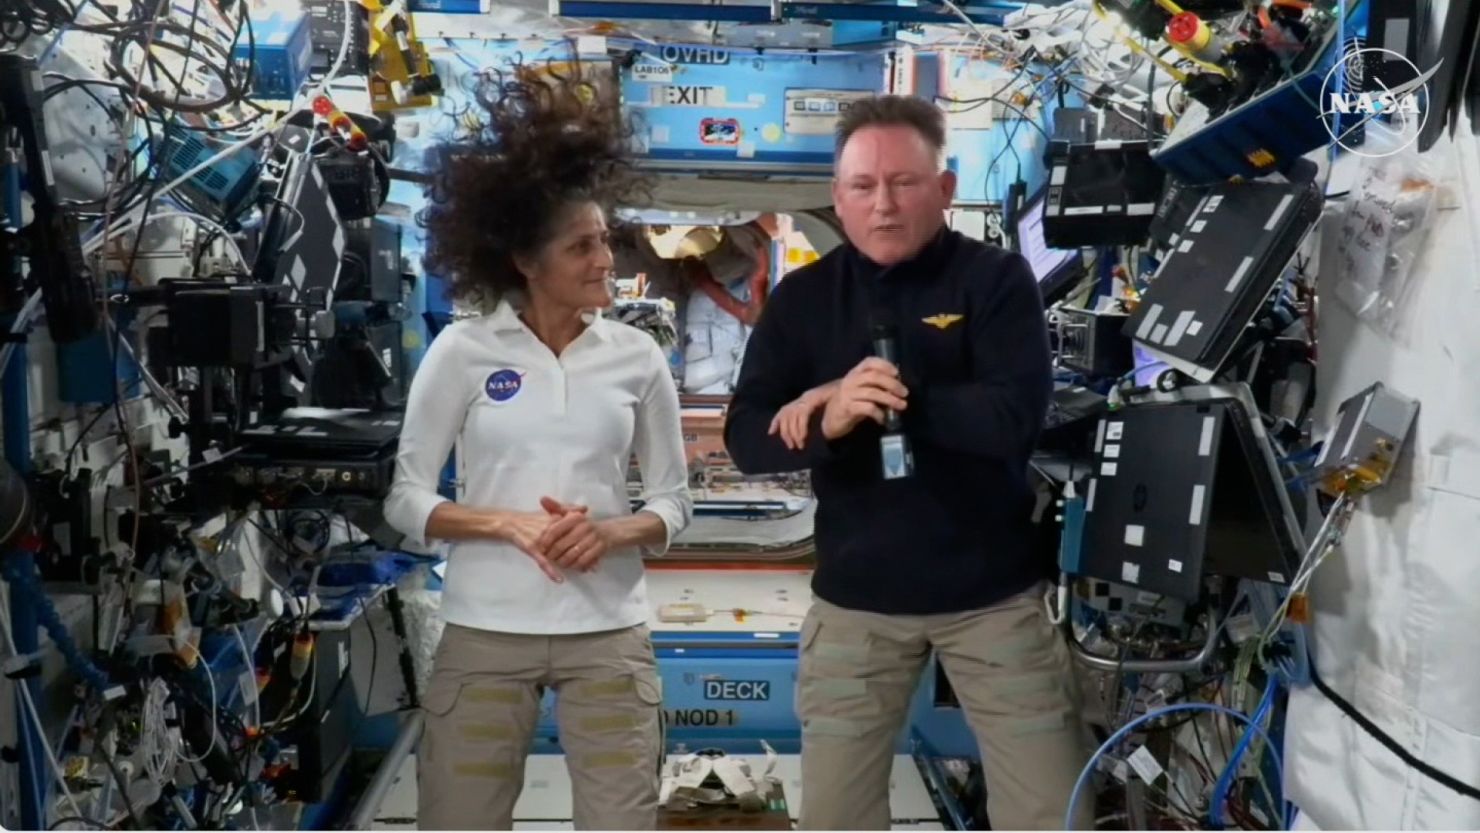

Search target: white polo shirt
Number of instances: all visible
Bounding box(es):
[384,300,693,635]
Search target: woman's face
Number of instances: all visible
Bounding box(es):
[519,201,615,310]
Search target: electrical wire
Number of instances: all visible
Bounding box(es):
[176,645,220,765]
[1210,674,1279,827]
[0,576,87,820]
[1309,663,1480,802]
[230,623,261,729]
[1064,702,1286,830]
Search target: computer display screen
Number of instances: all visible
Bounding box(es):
[1017,191,1079,283]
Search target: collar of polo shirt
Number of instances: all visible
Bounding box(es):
[488,297,614,343]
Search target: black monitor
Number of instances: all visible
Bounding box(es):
[1014,187,1086,306]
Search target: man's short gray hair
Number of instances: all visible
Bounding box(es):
[835,95,947,158]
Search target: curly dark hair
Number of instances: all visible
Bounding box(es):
[419,50,648,309]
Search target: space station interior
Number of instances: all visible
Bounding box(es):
[1,0,1479,829]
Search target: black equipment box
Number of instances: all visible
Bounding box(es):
[267,627,359,802]
[232,408,400,498]
[1056,308,1133,378]
[1043,140,1166,247]
[1077,387,1304,601]
[1125,181,1322,382]
[1040,385,1108,455]
[302,0,370,74]
[341,218,403,305]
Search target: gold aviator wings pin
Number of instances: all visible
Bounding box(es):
[922,313,965,330]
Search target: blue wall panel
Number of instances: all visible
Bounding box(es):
[619,47,887,170]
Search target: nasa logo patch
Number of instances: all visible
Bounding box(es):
[484,369,523,402]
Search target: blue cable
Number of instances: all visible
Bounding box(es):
[1210,675,1281,828]
[0,554,111,693]
[1063,702,1287,830]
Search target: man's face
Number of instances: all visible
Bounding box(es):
[832,124,956,267]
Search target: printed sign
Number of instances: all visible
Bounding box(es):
[658,45,730,65]
[665,708,741,727]
[703,680,770,701]
[783,89,874,135]
[651,85,728,107]
[631,63,674,83]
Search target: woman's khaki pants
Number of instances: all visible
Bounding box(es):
[417,623,663,830]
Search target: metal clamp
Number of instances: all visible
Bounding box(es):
[1067,611,1220,674]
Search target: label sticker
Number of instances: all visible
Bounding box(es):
[1124,525,1145,547]
[1169,559,1183,573]
[1101,462,1118,476]
[1128,746,1165,783]
[1106,422,1124,441]
[632,63,674,83]
[663,708,739,727]
[240,670,258,706]
[699,117,741,145]
[1189,484,1207,525]
[1121,561,1141,583]
[703,680,770,701]
[485,369,523,402]
[651,85,727,107]
[1104,444,1121,459]
[658,45,730,65]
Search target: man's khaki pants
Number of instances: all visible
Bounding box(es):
[798,584,1094,830]
[417,623,663,830]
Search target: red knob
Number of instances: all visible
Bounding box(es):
[1167,12,1203,44]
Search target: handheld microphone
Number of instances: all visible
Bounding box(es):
[871,322,914,480]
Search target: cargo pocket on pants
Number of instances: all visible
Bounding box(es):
[423,673,530,782]
[798,620,884,740]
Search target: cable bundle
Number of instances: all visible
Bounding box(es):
[0,0,79,49]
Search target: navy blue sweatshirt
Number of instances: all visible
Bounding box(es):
[723,228,1052,615]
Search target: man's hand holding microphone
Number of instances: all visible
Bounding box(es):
[769,323,914,478]
[768,358,909,443]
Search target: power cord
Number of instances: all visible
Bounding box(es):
[1309,664,1480,802]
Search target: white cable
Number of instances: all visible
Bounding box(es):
[0,585,87,820]
[176,646,219,765]
[142,679,177,786]
[88,0,357,257]
[230,623,261,730]
[0,289,45,378]
[265,661,316,730]
[236,515,289,598]
[112,334,189,423]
